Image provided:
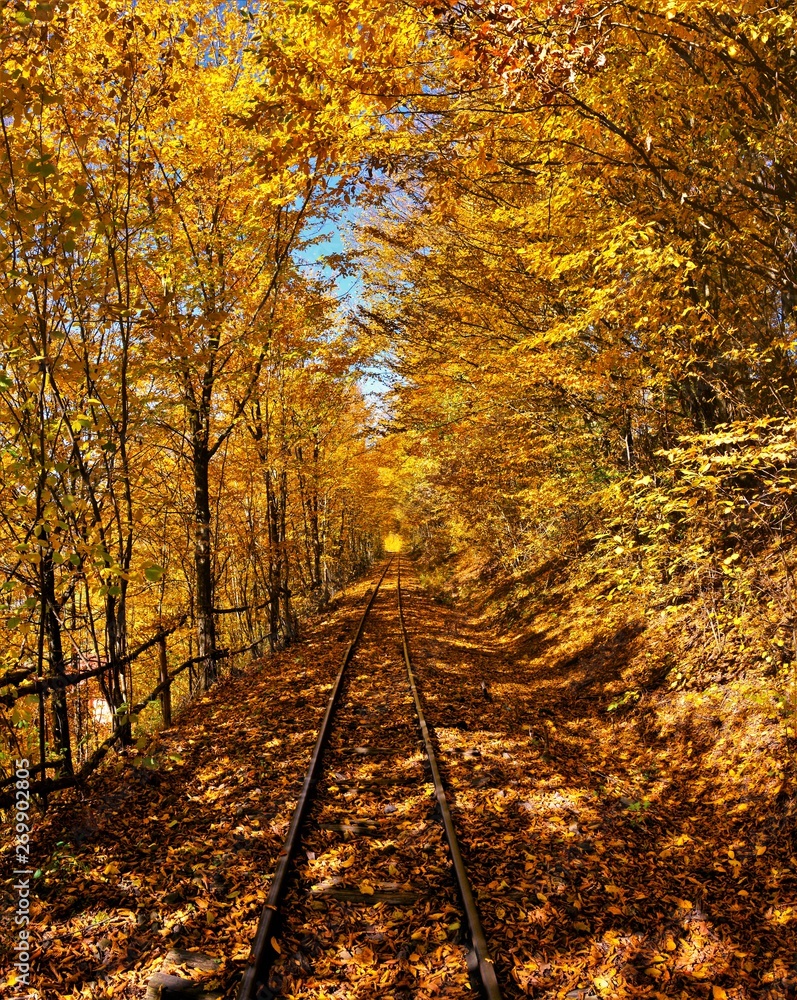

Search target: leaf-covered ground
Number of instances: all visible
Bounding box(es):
[267,582,471,999]
[0,573,380,999]
[2,559,796,999]
[403,563,797,1000]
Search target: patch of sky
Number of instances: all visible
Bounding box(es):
[295,201,391,404]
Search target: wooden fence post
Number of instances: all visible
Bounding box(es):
[158,637,172,728]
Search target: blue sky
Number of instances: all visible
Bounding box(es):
[298,213,388,402]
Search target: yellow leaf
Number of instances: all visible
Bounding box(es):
[359,882,375,896]
[104,862,120,875]
[712,987,728,1000]
[271,937,281,955]
[756,845,767,856]
[341,856,355,869]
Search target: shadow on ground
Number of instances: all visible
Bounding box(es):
[402,560,797,1000]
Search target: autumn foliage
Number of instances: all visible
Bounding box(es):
[354,1,797,691]
[1,2,797,999]
[0,0,405,795]
[0,0,796,924]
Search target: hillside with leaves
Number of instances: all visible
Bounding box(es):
[357,0,797,705]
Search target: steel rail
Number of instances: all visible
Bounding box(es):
[397,556,503,1000]
[238,556,395,1000]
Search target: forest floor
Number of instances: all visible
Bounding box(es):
[410,556,796,1000]
[0,573,378,999]
[2,559,797,999]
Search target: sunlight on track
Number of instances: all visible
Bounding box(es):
[384,533,403,553]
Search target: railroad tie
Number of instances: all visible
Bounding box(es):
[316,819,382,836]
[329,776,419,789]
[346,744,408,755]
[145,951,221,1000]
[309,879,422,906]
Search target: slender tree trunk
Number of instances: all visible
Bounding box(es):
[266,468,282,650]
[193,440,217,689]
[41,551,73,777]
[310,500,322,592]
[278,468,297,643]
[158,638,172,728]
[309,439,324,596]
[104,593,131,744]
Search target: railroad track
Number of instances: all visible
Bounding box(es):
[238,555,502,1000]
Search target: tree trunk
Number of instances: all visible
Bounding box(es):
[193,441,217,690]
[158,637,172,727]
[104,592,131,745]
[41,552,73,777]
[278,468,297,643]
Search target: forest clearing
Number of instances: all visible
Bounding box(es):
[1,1,796,998]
